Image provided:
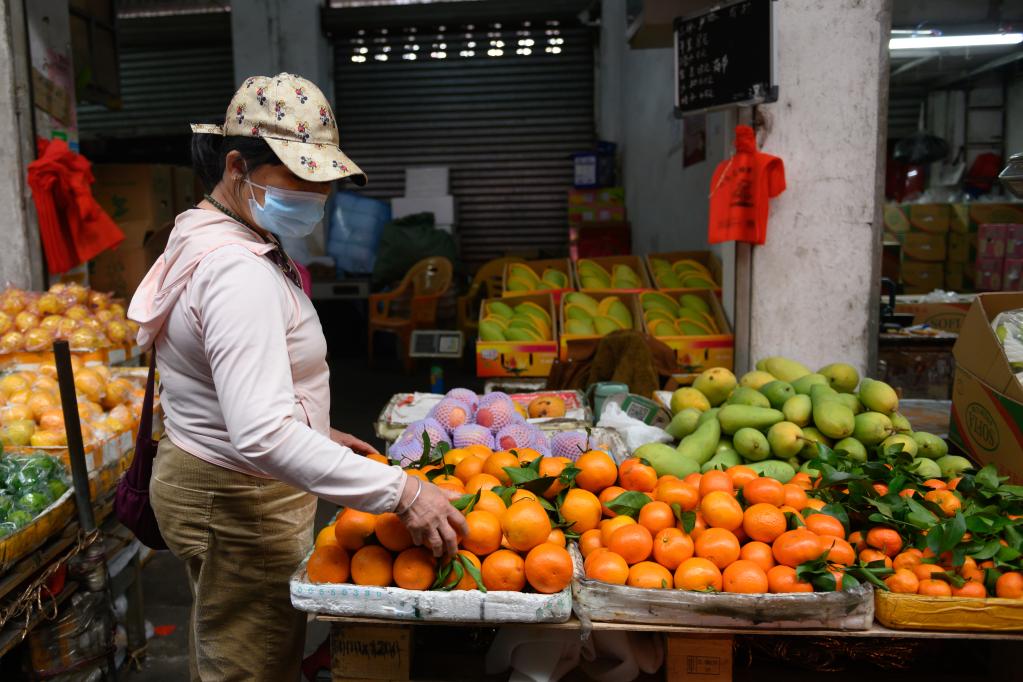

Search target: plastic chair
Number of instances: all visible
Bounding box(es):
[456,256,526,344]
[368,256,454,371]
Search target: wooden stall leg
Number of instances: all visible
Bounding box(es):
[665,634,734,682]
[330,623,412,682]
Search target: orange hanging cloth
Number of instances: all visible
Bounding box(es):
[708,125,786,245]
[27,139,124,274]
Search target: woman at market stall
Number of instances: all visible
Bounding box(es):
[128,73,466,682]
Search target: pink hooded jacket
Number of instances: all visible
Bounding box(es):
[128,208,404,513]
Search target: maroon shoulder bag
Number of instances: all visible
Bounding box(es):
[114,354,168,550]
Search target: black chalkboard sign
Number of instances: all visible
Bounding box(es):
[674,0,778,114]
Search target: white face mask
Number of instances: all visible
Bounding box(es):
[245,178,327,239]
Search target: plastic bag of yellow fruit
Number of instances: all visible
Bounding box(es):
[0,418,36,446]
[0,331,23,353]
[73,368,105,403]
[102,378,133,410]
[23,327,54,352]
[105,404,135,433]
[36,292,66,315]
[0,288,29,315]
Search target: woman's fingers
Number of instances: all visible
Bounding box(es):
[425,527,443,557]
[438,520,459,558]
[446,506,469,538]
[396,479,470,558]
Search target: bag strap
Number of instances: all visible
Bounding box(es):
[138,352,156,446]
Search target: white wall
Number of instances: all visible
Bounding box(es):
[621,48,728,255]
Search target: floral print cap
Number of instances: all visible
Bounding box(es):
[191,72,366,185]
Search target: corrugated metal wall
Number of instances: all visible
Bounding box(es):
[77,12,235,138]
[332,22,595,266]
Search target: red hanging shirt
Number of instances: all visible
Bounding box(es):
[27,139,124,274]
[708,125,786,245]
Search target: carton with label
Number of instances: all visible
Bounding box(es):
[902,232,947,262]
[894,298,972,333]
[1004,260,1023,292]
[950,292,1023,484]
[907,204,950,233]
[901,260,944,294]
[1007,224,1023,259]
[976,258,1004,291]
[947,232,977,264]
[977,224,1008,259]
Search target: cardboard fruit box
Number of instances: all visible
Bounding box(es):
[949,292,1023,484]
[875,591,1023,632]
[645,251,723,294]
[476,294,557,378]
[574,256,651,293]
[893,295,974,334]
[559,292,643,361]
[639,290,734,382]
[500,259,573,304]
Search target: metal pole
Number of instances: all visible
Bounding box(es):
[53,340,95,532]
[52,340,119,681]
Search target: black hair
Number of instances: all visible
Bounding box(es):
[191,132,284,193]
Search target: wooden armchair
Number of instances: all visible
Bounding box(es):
[368,256,454,371]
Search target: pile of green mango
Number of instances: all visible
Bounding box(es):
[505,263,570,293]
[648,257,717,289]
[0,451,69,539]
[635,357,972,483]
[641,291,721,337]
[479,300,553,342]
[577,259,643,290]
[562,292,634,336]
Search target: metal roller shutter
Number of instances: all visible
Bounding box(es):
[332,20,595,267]
[78,12,235,139]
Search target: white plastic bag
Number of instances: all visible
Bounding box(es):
[993,309,1023,383]
[597,402,671,451]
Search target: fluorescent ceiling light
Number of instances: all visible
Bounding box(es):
[890,33,1023,50]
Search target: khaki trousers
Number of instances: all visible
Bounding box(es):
[151,438,317,682]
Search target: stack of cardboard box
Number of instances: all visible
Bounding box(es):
[974,222,1023,291]
[889,204,948,294]
[965,203,1023,292]
[567,187,629,258]
[885,202,1023,294]
[90,164,197,299]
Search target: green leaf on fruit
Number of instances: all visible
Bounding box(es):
[605,491,652,519]
[452,491,481,512]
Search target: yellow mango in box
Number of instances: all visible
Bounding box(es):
[563,292,598,314]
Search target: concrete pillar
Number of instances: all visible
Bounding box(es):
[0,0,44,288]
[597,0,625,145]
[229,0,333,98]
[747,0,891,374]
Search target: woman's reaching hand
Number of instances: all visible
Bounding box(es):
[395,476,467,558]
[330,429,379,456]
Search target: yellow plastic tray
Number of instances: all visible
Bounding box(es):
[875,590,1023,632]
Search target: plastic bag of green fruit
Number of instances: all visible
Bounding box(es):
[993,309,1023,381]
[0,451,70,532]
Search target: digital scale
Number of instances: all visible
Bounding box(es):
[409,330,464,359]
[409,331,465,394]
